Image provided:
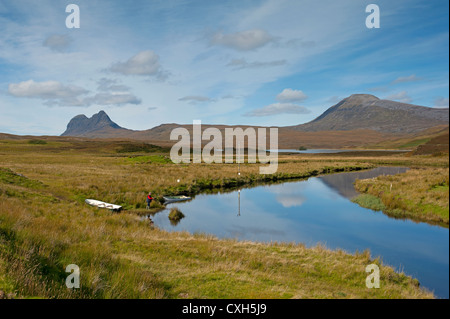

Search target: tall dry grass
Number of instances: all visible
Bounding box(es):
[0,138,444,298]
[354,168,449,225]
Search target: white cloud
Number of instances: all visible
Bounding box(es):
[227,58,286,70]
[385,91,413,103]
[8,79,141,107]
[276,194,306,208]
[392,74,422,84]
[110,50,162,76]
[244,103,310,117]
[210,29,274,51]
[276,89,308,102]
[43,34,72,52]
[434,97,449,108]
[8,80,87,99]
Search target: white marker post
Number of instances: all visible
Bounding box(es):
[238,142,241,176]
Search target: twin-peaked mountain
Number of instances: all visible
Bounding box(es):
[60,94,449,149]
[61,111,124,137]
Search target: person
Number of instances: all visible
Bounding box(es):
[146,192,153,209]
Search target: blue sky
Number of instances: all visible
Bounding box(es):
[0,0,448,135]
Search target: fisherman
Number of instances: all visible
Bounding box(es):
[146,192,153,209]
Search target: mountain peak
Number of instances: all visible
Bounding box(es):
[292,94,449,133]
[96,110,108,117]
[345,94,380,103]
[61,111,122,136]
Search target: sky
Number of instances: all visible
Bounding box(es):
[0,0,448,135]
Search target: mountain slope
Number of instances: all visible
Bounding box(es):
[290,94,449,133]
[59,95,449,149]
[413,131,449,155]
[61,111,127,137]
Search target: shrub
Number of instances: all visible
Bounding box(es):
[168,207,185,221]
[28,139,47,145]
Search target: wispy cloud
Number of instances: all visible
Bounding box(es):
[434,97,449,108]
[392,74,422,84]
[178,95,213,103]
[282,38,316,49]
[84,93,141,106]
[97,78,130,92]
[367,86,389,93]
[210,29,274,51]
[227,58,286,70]
[276,89,307,103]
[327,96,341,104]
[43,34,72,52]
[244,103,310,117]
[385,91,413,103]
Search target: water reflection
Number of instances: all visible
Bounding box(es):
[169,217,182,226]
[237,190,241,217]
[318,167,409,199]
[154,167,448,298]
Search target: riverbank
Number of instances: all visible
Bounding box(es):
[353,167,449,226]
[0,196,434,299]
[1,138,446,298]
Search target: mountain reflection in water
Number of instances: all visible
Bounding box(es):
[318,166,409,199]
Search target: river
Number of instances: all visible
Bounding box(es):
[152,167,449,298]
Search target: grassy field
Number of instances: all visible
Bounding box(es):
[1,137,447,299]
[353,168,449,226]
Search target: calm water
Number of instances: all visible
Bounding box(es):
[153,167,449,298]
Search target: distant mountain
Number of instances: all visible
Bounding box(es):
[290,94,449,133]
[59,95,449,149]
[61,111,125,137]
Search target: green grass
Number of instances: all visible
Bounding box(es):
[352,194,387,211]
[354,168,449,226]
[431,184,449,192]
[116,143,168,153]
[0,138,443,299]
[126,155,173,164]
[0,168,45,189]
[28,139,48,145]
[398,138,430,149]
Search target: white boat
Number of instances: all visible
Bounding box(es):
[163,195,192,204]
[85,199,122,212]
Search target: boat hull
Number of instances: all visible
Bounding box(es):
[163,196,191,204]
[85,199,122,211]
